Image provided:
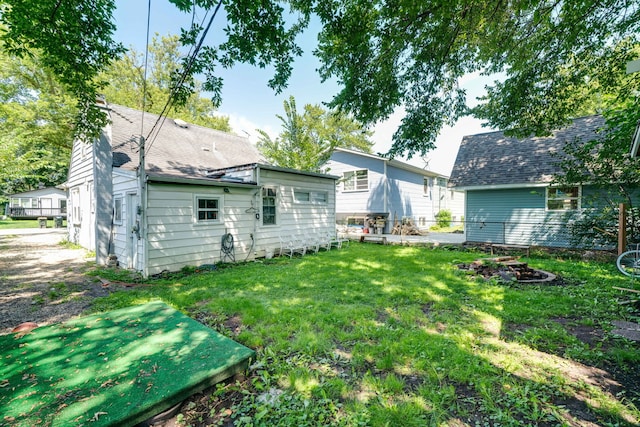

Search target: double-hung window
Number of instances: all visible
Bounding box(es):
[343,169,368,191]
[262,187,277,225]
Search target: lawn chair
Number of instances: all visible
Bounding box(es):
[279,235,306,258]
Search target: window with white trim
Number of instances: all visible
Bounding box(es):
[294,189,328,204]
[114,197,123,223]
[343,169,368,191]
[262,187,277,225]
[196,197,220,222]
[546,186,580,210]
[424,177,433,197]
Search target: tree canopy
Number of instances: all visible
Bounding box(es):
[100,34,231,132]
[1,1,639,158]
[257,96,373,172]
[0,48,76,197]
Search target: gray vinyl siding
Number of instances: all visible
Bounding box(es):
[94,133,113,265]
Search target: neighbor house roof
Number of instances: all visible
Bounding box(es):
[106,104,263,180]
[332,148,446,179]
[449,115,606,190]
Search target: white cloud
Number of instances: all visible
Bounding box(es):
[223,112,277,144]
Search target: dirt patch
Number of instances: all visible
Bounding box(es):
[0,229,110,335]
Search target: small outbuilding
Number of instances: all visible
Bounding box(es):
[66,103,337,277]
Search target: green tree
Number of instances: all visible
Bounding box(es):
[100,34,231,132]
[0,50,76,197]
[548,41,640,247]
[257,96,373,172]
[2,1,639,157]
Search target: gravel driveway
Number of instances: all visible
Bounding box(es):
[0,228,110,335]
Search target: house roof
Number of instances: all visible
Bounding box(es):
[449,115,606,190]
[106,104,263,180]
[332,148,446,179]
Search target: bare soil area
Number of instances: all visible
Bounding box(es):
[0,229,110,335]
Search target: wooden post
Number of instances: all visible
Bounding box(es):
[619,203,627,255]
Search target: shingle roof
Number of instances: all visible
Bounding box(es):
[449,115,606,188]
[107,104,262,179]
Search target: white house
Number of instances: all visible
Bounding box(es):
[5,187,67,219]
[66,103,337,277]
[325,148,464,232]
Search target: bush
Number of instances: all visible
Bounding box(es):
[435,210,452,228]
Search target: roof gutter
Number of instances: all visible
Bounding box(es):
[146,174,257,188]
[452,182,550,191]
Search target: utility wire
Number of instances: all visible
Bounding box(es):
[140,0,152,143]
[144,1,223,155]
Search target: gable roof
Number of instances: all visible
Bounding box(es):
[106,104,263,180]
[449,115,606,190]
[331,148,447,179]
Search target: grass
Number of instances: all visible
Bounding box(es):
[0,218,66,229]
[90,244,640,426]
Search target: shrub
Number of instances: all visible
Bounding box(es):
[435,209,452,228]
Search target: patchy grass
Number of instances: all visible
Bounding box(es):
[0,218,66,229]
[91,245,640,426]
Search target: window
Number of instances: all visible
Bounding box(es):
[196,197,220,222]
[59,199,67,214]
[71,188,80,224]
[547,186,580,210]
[294,189,328,204]
[294,190,310,202]
[114,198,123,223]
[343,170,368,191]
[311,191,327,204]
[262,187,277,225]
[424,177,433,197]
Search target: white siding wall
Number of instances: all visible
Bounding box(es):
[66,140,96,251]
[111,170,141,270]
[257,169,337,255]
[141,170,336,277]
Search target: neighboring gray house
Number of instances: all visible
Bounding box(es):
[66,103,337,277]
[450,115,609,247]
[5,187,67,219]
[325,148,463,232]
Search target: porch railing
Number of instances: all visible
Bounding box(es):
[8,207,67,219]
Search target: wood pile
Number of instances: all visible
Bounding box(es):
[391,218,423,235]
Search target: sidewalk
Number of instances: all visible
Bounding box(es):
[343,231,465,245]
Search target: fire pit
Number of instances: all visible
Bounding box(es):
[458,256,556,283]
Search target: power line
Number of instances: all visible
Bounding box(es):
[144,1,223,155]
[140,0,152,141]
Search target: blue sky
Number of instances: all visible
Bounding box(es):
[113,1,493,175]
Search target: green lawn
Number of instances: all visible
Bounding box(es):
[91,244,640,426]
[0,218,66,229]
